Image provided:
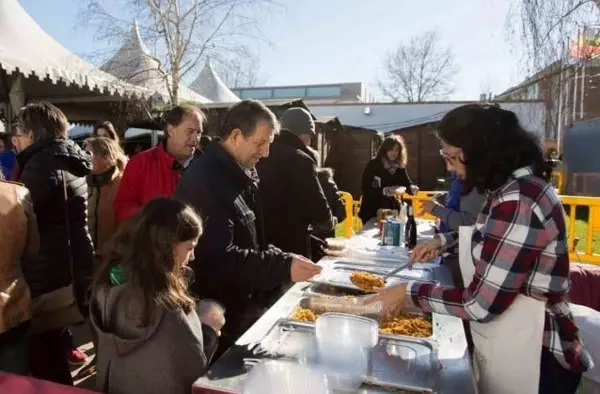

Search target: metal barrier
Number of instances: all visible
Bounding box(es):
[560,195,600,265]
[398,192,439,221]
[552,170,564,194]
[340,190,600,265]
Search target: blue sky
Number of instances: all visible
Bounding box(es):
[20,0,526,100]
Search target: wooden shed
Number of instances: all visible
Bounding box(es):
[319,122,382,199]
[392,122,446,191]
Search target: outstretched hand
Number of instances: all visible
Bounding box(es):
[366,282,409,318]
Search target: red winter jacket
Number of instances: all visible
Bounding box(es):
[114,144,182,222]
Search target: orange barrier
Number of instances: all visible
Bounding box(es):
[552,170,564,194]
[342,190,600,265]
[398,191,439,221]
[560,195,600,265]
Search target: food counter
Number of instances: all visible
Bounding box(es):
[193,220,476,393]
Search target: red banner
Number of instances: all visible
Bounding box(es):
[570,28,600,59]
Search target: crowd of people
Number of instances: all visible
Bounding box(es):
[0,99,595,394]
[0,100,346,393]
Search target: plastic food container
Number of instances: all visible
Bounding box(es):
[325,238,349,257]
[300,339,369,392]
[243,360,331,394]
[315,313,379,349]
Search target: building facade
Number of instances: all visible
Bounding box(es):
[231,82,375,104]
[496,58,600,153]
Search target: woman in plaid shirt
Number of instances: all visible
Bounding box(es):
[373,104,592,394]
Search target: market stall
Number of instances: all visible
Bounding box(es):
[193,219,476,393]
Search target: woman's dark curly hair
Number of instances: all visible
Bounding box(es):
[437,104,551,194]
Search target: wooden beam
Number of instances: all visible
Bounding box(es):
[34,95,133,104]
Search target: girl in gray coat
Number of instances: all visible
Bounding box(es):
[90,198,225,394]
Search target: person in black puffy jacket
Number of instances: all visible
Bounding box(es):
[13,102,94,385]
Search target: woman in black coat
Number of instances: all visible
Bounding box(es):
[358,135,417,223]
[14,102,94,385]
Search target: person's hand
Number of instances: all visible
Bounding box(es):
[366,282,409,317]
[410,185,420,195]
[408,236,443,267]
[198,300,226,337]
[290,254,322,282]
[419,199,439,216]
[382,186,394,197]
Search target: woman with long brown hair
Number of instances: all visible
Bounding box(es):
[358,135,418,223]
[85,137,127,258]
[90,198,224,394]
[92,121,120,144]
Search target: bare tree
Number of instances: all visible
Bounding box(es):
[212,52,263,88]
[377,30,459,102]
[510,0,600,71]
[77,0,278,103]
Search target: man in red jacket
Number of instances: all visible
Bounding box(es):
[114,105,204,222]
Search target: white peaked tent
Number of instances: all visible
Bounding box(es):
[0,0,154,124]
[190,59,240,103]
[101,21,211,104]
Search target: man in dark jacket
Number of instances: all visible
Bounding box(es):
[256,108,334,258]
[175,100,321,352]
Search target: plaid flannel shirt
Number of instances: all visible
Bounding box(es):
[409,167,593,372]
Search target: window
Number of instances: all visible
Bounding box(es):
[306,86,342,98]
[240,89,273,99]
[272,87,306,98]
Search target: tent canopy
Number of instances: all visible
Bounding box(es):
[190,60,240,103]
[101,21,210,104]
[0,0,157,125]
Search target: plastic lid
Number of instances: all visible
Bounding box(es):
[243,360,331,394]
[316,313,379,349]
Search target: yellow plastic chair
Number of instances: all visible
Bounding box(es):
[338,191,355,238]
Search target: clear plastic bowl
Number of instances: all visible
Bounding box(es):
[243,360,331,394]
[299,339,368,392]
[325,238,350,257]
[315,313,379,349]
[326,237,349,251]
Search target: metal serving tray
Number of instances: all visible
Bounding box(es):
[310,261,436,293]
[330,261,435,281]
[257,319,439,393]
[289,296,435,341]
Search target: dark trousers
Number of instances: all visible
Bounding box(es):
[28,328,73,386]
[0,322,30,376]
[538,347,582,394]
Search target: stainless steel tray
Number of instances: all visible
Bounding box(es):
[258,319,439,393]
[329,261,435,281]
[311,262,435,293]
[289,296,435,341]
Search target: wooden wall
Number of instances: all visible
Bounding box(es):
[323,126,380,199]
[393,122,446,190]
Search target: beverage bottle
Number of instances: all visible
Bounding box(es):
[405,205,417,250]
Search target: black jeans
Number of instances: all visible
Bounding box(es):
[28,327,73,386]
[538,347,582,394]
